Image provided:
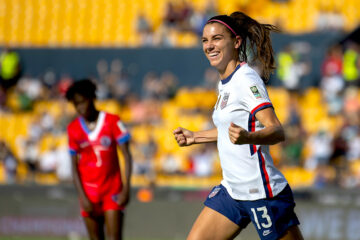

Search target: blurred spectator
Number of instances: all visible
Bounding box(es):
[164,1,179,28]
[22,139,39,183]
[160,153,183,175]
[342,42,360,87]
[305,129,333,170]
[28,118,43,141]
[330,127,348,186]
[57,75,73,97]
[277,43,310,93]
[38,143,72,182]
[55,146,72,182]
[17,76,43,101]
[343,86,360,117]
[187,143,216,177]
[40,111,55,134]
[137,13,154,46]
[281,98,305,166]
[320,45,345,115]
[316,10,345,32]
[190,0,217,37]
[321,45,343,76]
[132,138,156,182]
[343,125,360,162]
[55,100,75,133]
[142,71,160,99]
[0,48,21,91]
[0,85,6,110]
[159,71,178,99]
[202,67,219,90]
[39,145,57,174]
[0,141,18,184]
[108,59,131,103]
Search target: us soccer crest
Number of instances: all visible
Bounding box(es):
[208,186,221,198]
[220,92,230,109]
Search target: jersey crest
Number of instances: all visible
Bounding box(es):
[100,136,111,147]
[220,92,230,109]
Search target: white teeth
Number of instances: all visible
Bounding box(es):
[209,52,219,57]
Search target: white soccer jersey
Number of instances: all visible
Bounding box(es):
[212,63,288,200]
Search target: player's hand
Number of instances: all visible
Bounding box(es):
[116,188,130,207]
[173,127,195,146]
[228,122,250,144]
[80,197,94,213]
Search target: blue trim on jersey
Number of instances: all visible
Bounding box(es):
[247,103,273,155]
[69,149,77,156]
[257,150,271,198]
[79,117,90,134]
[117,132,131,145]
[221,64,241,85]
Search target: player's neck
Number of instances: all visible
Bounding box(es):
[85,109,100,124]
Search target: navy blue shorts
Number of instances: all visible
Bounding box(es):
[204,184,300,240]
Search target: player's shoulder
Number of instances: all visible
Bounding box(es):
[103,112,121,123]
[67,117,80,131]
[236,64,263,85]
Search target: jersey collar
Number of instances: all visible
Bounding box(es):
[221,64,242,85]
[79,111,105,141]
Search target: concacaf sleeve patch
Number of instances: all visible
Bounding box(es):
[250,86,262,99]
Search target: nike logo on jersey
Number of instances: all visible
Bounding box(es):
[262,230,272,236]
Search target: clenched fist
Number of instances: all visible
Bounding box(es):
[173,127,195,146]
[228,122,250,144]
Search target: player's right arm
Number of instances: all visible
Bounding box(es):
[173,127,217,146]
[67,124,93,213]
[70,154,93,213]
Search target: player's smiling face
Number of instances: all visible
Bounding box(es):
[202,23,240,73]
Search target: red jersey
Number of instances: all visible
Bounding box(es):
[67,111,130,189]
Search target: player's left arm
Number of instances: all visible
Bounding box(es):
[113,115,133,206]
[229,108,285,145]
[117,140,132,206]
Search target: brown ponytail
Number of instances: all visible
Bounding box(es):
[229,12,279,81]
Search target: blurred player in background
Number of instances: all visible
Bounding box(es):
[66,79,132,240]
[174,12,304,240]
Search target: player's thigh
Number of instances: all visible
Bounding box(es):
[104,209,124,240]
[279,225,304,240]
[187,206,242,240]
[83,215,105,240]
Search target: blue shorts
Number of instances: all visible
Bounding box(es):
[204,184,300,240]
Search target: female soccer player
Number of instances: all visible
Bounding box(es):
[174,12,304,240]
[66,79,132,240]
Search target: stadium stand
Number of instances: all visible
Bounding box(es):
[0,0,359,47]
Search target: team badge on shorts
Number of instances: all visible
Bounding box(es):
[250,86,262,99]
[208,186,221,198]
[112,193,120,204]
[220,92,230,109]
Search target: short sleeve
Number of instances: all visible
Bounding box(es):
[67,125,79,156]
[237,73,273,114]
[112,115,131,145]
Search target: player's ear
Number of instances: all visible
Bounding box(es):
[234,36,242,49]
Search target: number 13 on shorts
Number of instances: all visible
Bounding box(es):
[251,206,273,229]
